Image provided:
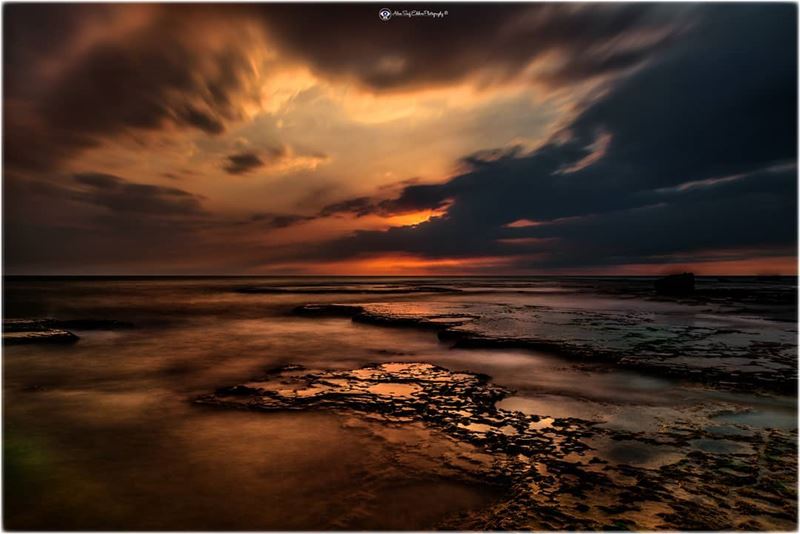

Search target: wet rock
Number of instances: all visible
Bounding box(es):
[197,362,797,530]
[3,318,132,345]
[214,384,262,396]
[654,272,695,296]
[3,329,78,345]
[4,318,133,331]
[196,362,584,458]
[295,303,476,331]
[292,301,796,393]
[5,319,68,333]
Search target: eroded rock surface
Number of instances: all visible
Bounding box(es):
[198,362,797,530]
[294,302,797,392]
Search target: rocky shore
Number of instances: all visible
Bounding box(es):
[198,362,797,530]
[2,318,133,345]
[294,302,797,393]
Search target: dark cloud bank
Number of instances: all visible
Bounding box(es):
[3,3,676,174]
[3,5,256,173]
[301,4,797,272]
[3,3,797,273]
[71,173,207,216]
[255,3,685,91]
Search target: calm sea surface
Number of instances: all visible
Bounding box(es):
[3,277,797,529]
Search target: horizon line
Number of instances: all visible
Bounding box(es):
[2,273,797,279]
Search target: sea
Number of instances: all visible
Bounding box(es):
[3,276,797,529]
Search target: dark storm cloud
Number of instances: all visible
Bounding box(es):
[71,172,207,216]
[3,3,686,174]
[566,6,797,188]
[38,26,250,137]
[246,212,315,229]
[4,170,219,273]
[3,5,257,172]
[223,145,292,175]
[318,184,453,218]
[319,197,376,217]
[506,166,798,269]
[3,4,117,99]
[177,106,226,136]
[3,175,238,274]
[303,4,797,269]
[3,3,796,274]
[254,3,685,91]
[224,152,266,175]
[266,214,312,228]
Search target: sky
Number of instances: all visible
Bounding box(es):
[3,3,797,275]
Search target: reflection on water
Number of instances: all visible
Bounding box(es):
[3,277,797,529]
[583,437,685,469]
[4,278,508,529]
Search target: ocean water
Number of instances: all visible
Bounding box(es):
[3,276,797,529]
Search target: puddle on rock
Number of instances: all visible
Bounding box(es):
[585,436,685,469]
[689,438,754,455]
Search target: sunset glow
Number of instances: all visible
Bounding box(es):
[3,3,796,275]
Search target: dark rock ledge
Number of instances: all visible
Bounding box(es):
[293,304,797,393]
[3,318,133,345]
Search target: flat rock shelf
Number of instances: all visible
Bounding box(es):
[294,302,797,392]
[197,362,797,530]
